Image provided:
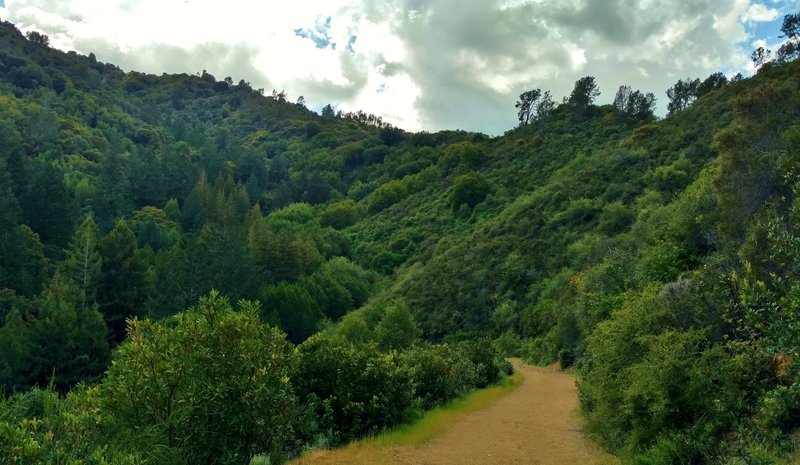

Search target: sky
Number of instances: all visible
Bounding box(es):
[0,0,798,134]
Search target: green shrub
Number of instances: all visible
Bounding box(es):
[101,292,302,465]
[320,200,360,229]
[440,142,487,172]
[451,172,490,212]
[295,334,415,444]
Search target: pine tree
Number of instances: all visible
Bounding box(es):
[28,272,110,390]
[97,220,147,343]
[60,214,101,311]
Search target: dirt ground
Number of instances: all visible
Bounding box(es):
[293,360,618,465]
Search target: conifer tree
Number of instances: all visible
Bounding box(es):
[97,220,147,343]
[60,214,101,311]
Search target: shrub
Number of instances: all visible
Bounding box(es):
[101,292,302,465]
[295,334,415,444]
[451,172,490,212]
[320,200,360,229]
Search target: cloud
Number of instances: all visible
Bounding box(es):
[742,3,780,22]
[0,0,795,134]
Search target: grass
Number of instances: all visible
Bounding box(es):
[287,370,524,464]
[372,371,524,446]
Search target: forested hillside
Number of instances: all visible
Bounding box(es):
[1,12,800,464]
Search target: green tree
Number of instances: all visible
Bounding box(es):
[613,85,656,119]
[20,163,74,249]
[27,273,110,390]
[97,220,147,343]
[0,308,34,391]
[0,157,21,245]
[567,76,600,116]
[260,282,322,343]
[5,225,48,297]
[25,30,50,47]
[295,333,415,443]
[375,301,421,351]
[695,72,728,97]
[60,214,101,312]
[666,77,700,115]
[304,257,372,320]
[515,88,542,126]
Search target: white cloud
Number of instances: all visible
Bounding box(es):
[742,3,780,22]
[0,0,793,134]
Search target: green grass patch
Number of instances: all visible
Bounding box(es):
[369,370,524,447]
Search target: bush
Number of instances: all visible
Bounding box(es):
[101,292,302,465]
[400,345,454,409]
[295,334,415,444]
[440,142,487,172]
[0,387,143,465]
[320,200,360,229]
[451,172,490,212]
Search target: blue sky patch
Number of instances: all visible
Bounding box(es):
[294,16,333,49]
[749,16,785,44]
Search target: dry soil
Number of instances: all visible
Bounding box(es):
[293,359,618,465]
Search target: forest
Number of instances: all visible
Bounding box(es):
[1,11,800,464]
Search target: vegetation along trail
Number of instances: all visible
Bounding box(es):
[295,359,617,465]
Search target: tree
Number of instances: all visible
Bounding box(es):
[776,12,800,62]
[0,158,23,290]
[613,85,633,112]
[613,85,656,119]
[60,214,101,312]
[375,301,421,351]
[20,163,73,248]
[666,78,700,116]
[295,333,415,442]
[304,257,372,320]
[515,88,542,126]
[567,76,601,116]
[25,31,50,47]
[27,273,110,390]
[751,46,772,69]
[535,90,556,121]
[0,157,21,236]
[696,72,728,97]
[0,308,34,391]
[101,292,302,465]
[781,11,800,39]
[260,282,322,343]
[321,104,336,118]
[776,39,800,63]
[5,225,48,297]
[97,220,147,343]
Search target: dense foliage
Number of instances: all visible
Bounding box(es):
[1,13,800,464]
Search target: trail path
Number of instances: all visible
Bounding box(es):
[293,360,618,465]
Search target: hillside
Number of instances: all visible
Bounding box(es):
[0,15,800,465]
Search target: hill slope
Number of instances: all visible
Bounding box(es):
[0,18,799,464]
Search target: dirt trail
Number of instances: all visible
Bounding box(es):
[294,360,618,465]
